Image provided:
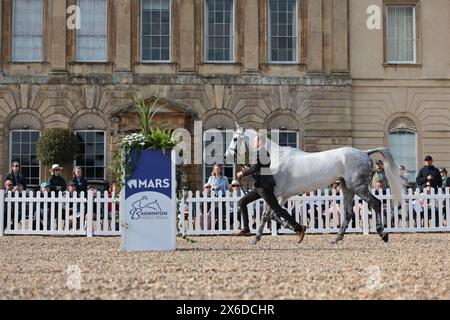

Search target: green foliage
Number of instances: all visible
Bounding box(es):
[108,96,178,188]
[37,128,79,165]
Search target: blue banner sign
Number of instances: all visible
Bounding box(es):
[122,150,176,251]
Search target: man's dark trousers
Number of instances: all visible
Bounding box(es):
[238,187,301,232]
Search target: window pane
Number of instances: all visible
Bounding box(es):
[389,130,417,181]
[269,0,297,63]
[77,0,108,61]
[141,0,171,62]
[76,131,105,181]
[205,0,234,62]
[9,130,40,188]
[386,6,415,63]
[13,0,43,61]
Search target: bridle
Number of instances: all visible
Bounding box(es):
[229,130,247,195]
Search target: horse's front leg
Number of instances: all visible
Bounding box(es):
[252,206,271,245]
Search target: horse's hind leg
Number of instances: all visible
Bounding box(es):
[252,206,271,245]
[359,191,388,242]
[333,186,355,244]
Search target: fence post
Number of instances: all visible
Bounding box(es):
[363,200,369,235]
[119,190,125,233]
[86,191,93,237]
[0,191,4,236]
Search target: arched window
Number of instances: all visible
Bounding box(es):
[8,113,43,188]
[388,117,417,181]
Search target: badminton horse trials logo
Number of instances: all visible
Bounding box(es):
[129,195,168,220]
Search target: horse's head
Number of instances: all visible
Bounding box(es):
[224,122,245,161]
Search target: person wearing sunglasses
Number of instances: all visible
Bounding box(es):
[4,161,27,191]
[48,164,67,194]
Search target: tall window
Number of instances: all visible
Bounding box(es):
[75,131,106,181]
[268,0,297,63]
[141,0,171,62]
[389,129,417,181]
[12,0,43,62]
[77,0,108,62]
[386,6,416,63]
[205,0,235,62]
[203,130,235,186]
[9,130,40,187]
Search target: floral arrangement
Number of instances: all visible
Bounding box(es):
[109,96,177,188]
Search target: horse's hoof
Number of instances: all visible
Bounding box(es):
[381,233,389,243]
[251,239,259,245]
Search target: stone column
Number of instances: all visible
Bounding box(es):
[243,0,259,72]
[178,0,195,72]
[50,0,67,73]
[332,0,348,73]
[115,0,132,72]
[307,0,323,73]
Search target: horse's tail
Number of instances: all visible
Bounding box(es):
[366,148,405,206]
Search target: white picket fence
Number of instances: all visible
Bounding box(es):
[179,188,450,236]
[1,188,449,238]
[0,190,123,237]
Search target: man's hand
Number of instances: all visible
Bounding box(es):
[237,171,243,179]
[427,175,434,180]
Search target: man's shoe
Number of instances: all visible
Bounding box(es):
[233,229,252,237]
[296,226,307,243]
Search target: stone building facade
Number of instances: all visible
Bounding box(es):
[0,0,448,190]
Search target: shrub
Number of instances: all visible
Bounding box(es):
[37,128,79,165]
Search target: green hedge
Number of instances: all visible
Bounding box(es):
[37,128,79,165]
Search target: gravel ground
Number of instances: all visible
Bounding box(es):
[0,233,449,300]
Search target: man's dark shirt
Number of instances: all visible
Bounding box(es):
[48,175,67,193]
[242,147,276,189]
[416,165,442,190]
[70,177,88,194]
[4,172,27,190]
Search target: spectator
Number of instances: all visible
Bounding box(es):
[199,183,212,230]
[328,181,342,227]
[70,166,88,194]
[180,186,190,220]
[3,179,18,230]
[371,160,389,189]
[398,165,409,189]
[440,168,450,188]
[416,182,442,228]
[416,155,442,190]
[33,182,52,230]
[228,180,242,230]
[66,181,82,229]
[48,164,66,194]
[207,165,229,196]
[4,161,27,190]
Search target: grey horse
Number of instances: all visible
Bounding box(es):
[224,123,404,244]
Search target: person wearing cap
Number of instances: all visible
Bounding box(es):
[371,159,389,189]
[416,155,442,190]
[439,167,450,188]
[48,164,67,194]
